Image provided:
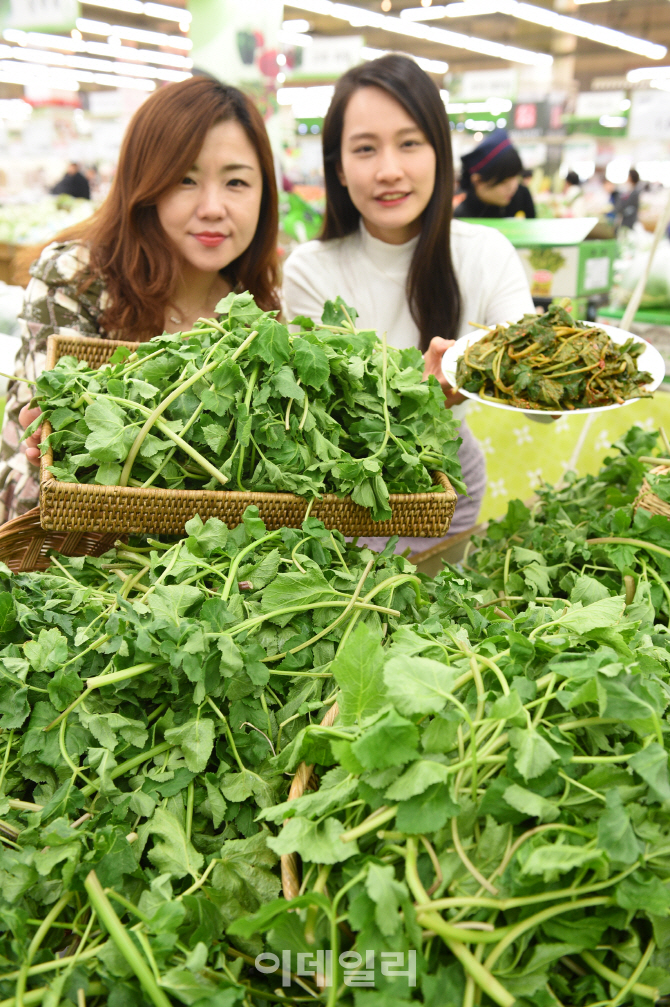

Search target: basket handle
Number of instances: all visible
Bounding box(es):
[280,702,340,901]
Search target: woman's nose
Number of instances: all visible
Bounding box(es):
[196,185,226,219]
[375,149,403,181]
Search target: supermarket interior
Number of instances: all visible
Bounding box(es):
[5,3,670,1005]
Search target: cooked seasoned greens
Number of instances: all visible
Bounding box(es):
[455,302,653,410]
[31,292,464,521]
[2,426,670,1005]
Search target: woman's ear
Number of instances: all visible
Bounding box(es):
[336,163,347,187]
[470,172,481,185]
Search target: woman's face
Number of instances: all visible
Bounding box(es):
[472,173,519,207]
[157,119,263,275]
[337,86,436,245]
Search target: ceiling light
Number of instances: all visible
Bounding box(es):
[3,29,193,66]
[289,0,553,65]
[278,29,313,46]
[599,115,626,126]
[144,3,191,21]
[650,79,670,91]
[361,47,448,72]
[0,58,156,90]
[0,64,80,90]
[421,0,433,6]
[79,0,191,22]
[2,44,190,81]
[71,29,82,40]
[627,65,670,82]
[432,0,666,59]
[76,17,192,49]
[381,0,392,10]
[282,18,311,31]
[401,4,449,17]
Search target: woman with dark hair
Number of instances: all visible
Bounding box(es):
[1,75,280,522]
[454,128,536,219]
[283,55,533,547]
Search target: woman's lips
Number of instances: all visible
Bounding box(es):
[193,232,226,247]
[375,192,410,206]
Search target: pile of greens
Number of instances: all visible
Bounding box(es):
[455,302,653,411]
[1,425,670,1007]
[32,292,464,521]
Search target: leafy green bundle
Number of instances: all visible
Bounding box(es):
[1,427,670,1007]
[33,292,464,521]
[455,303,653,410]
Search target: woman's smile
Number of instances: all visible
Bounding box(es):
[191,231,227,247]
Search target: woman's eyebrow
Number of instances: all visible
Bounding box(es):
[222,162,255,171]
[347,126,421,142]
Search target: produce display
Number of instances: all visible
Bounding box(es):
[33,292,464,522]
[455,303,653,410]
[0,196,93,246]
[1,425,670,1005]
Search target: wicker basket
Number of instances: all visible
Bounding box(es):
[281,702,340,901]
[39,334,457,537]
[0,507,118,572]
[636,464,670,519]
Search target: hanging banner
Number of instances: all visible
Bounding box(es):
[2,0,77,32]
[189,0,284,89]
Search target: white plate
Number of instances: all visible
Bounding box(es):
[441,321,666,416]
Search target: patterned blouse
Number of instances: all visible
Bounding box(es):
[0,241,110,524]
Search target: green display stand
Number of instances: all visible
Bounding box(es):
[598,304,670,327]
[462,217,618,299]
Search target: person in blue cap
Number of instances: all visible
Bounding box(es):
[454,128,536,219]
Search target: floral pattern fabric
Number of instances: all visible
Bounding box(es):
[0,241,108,524]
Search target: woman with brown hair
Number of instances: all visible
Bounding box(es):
[283,54,533,549]
[1,74,280,523]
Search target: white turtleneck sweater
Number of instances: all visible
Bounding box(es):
[282,218,533,357]
[282,218,534,548]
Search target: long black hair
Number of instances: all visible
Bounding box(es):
[320,54,461,352]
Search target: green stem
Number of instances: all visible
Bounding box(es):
[580,950,659,1002]
[339,806,398,843]
[646,565,670,627]
[405,839,514,1007]
[237,362,260,490]
[221,530,283,602]
[85,661,162,691]
[0,730,14,795]
[0,983,104,1007]
[369,332,390,460]
[484,897,610,971]
[118,330,247,486]
[84,871,172,1007]
[609,939,656,1007]
[205,696,246,773]
[586,536,670,561]
[81,741,171,797]
[15,893,72,1007]
[185,780,194,842]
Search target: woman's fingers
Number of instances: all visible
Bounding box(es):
[19,404,41,430]
[18,404,42,464]
[423,337,465,407]
[422,337,455,384]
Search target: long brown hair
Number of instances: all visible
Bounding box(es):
[63,76,280,339]
[321,55,461,352]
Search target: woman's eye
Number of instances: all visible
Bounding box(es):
[228,178,249,188]
[402,139,420,148]
[353,144,374,154]
[181,176,196,186]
